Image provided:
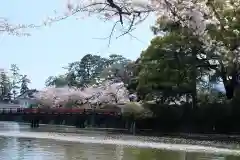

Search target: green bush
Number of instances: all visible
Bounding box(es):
[133,101,240,133]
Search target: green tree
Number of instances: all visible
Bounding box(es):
[46,54,108,87]
[10,64,21,99]
[149,0,240,100]
[134,19,216,105]
[99,54,132,82]
[202,0,240,100]
[66,54,107,87]
[20,75,30,94]
[45,75,68,87]
[45,54,133,90]
[0,71,11,102]
[137,36,193,103]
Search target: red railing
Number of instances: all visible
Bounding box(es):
[0,108,121,115]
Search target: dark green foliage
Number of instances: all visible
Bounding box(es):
[0,64,32,102]
[135,102,240,134]
[10,64,21,99]
[0,71,11,102]
[20,75,30,94]
[46,53,132,88]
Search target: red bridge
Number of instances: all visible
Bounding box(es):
[0,107,133,130]
[0,108,121,116]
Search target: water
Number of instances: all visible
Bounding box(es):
[0,122,239,160]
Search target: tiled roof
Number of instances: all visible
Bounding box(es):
[16,89,38,99]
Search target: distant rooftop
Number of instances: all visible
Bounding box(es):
[16,89,38,99]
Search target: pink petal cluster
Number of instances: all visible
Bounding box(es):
[33,80,130,108]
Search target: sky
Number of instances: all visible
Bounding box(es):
[0,0,155,90]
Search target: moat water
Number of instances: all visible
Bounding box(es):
[0,121,239,160]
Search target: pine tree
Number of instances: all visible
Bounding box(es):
[20,75,30,94]
[0,71,11,102]
[10,64,21,99]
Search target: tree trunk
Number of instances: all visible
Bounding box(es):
[191,48,197,109]
[221,71,237,99]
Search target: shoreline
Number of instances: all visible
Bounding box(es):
[32,124,240,143]
[139,132,240,142]
[8,122,240,144]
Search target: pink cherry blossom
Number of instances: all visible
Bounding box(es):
[33,80,130,108]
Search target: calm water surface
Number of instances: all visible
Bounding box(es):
[0,121,239,160]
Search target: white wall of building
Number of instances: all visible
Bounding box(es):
[18,99,37,108]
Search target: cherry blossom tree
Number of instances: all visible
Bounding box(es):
[33,78,149,114]
[0,17,42,36]
[41,0,154,43]
[42,0,240,99]
[33,80,131,107]
[51,0,208,37]
[147,0,240,99]
[55,0,237,48]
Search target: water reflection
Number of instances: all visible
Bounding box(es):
[0,121,20,133]
[0,121,20,160]
[0,137,237,160]
[0,122,239,160]
[125,148,240,160]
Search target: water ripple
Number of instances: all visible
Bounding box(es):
[0,131,239,156]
